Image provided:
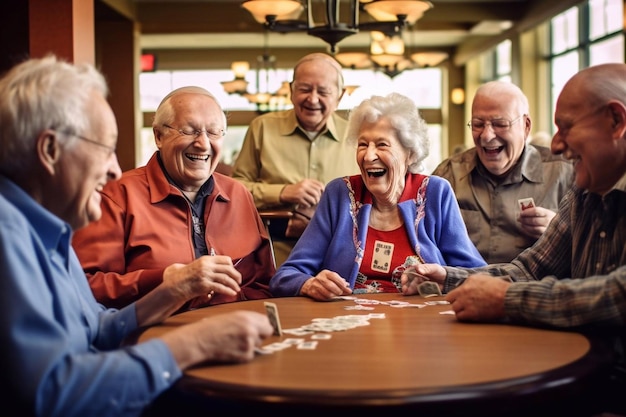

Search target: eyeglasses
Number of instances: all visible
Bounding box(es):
[58,130,117,155]
[468,115,525,134]
[163,124,225,140]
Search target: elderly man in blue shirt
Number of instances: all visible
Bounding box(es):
[0,55,273,417]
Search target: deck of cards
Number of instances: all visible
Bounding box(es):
[264,301,283,336]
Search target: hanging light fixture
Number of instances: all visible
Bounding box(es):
[222,31,292,112]
[336,31,448,78]
[410,51,449,67]
[369,31,405,68]
[221,61,250,94]
[241,0,433,53]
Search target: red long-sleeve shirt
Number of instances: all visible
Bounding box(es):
[73,152,274,309]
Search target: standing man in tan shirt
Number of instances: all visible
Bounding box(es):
[233,52,359,266]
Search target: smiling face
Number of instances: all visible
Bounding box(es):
[356,117,411,206]
[290,56,343,132]
[154,92,226,192]
[56,92,122,230]
[471,83,531,178]
[552,73,625,195]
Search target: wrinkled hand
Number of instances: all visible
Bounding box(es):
[300,269,352,301]
[518,206,556,239]
[401,263,446,295]
[280,179,325,207]
[444,274,510,322]
[162,255,242,303]
[162,310,274,369]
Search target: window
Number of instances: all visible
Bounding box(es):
[140,67,444,172]
[548,0,624,133]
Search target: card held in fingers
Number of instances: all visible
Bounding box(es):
[417,281,442,297]
[264,301,283,336]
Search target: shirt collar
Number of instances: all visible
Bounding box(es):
[0,176,71,253]
[474,145,544,185]
[280,109,343,142]
[610,170,626,193]
[156,151,215,198]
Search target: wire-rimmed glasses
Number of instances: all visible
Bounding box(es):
[163,124,225,140]
[56,130,117,156]
[467,114,525,134]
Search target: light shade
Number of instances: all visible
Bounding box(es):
[410,51,449,67]
[335,52,372,69]
[241,0,304,23]
[231,61,250,78]
[364,0,433,24]
[245,92,272,104]
[370,33,404,67]
[221,78,249,94]
[370,53,404,67]
[275,81,291,96]
[344,85,360,95]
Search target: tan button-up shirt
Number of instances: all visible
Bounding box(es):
[232,109,359,209]
[433,144,574,263]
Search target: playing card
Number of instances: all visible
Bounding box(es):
[297,341,318,350]
[311,333,332,340]
[417,281,442,297]
[264,301,283,336]
[518,197,535,211]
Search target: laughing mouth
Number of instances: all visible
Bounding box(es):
[367,168,386,177]
[483,146,504,155]
[186,153,210,162]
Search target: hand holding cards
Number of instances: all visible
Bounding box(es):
[264,301,283,336]
[403,267,442,297]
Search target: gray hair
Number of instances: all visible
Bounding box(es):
[0,55,108,176]
[346,92,430,173]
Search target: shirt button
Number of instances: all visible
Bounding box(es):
[599,231,606,238]
[596,262,602,270]
[163,371,171,380]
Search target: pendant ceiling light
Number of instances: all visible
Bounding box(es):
[242,0,433,53]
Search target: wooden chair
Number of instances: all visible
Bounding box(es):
[258,209,293,268]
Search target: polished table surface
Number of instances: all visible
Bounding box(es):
[136,293,612,416]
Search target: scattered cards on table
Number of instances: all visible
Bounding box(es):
[256,296,451,355]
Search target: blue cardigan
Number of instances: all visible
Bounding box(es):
[270,174,486,296]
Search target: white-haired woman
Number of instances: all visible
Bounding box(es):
[270,92,486,300]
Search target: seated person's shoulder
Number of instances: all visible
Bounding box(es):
[433,147,475,177]
[252,109,292,124]
[214,172,249,191]
[418,174,453,192]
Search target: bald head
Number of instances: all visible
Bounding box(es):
[157,86,217,109]
[292,53,344,91]
[473,81,529,116]
[553,63,626,196]
[562,63,626,108]
[153,86,226,128]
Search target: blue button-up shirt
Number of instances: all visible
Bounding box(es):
[0,176,181,417]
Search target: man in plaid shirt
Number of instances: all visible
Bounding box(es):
[403,63,626,415]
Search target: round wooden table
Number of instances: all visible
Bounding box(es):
[136,293,612,416]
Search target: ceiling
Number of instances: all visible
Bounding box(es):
[99,0,582,67]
